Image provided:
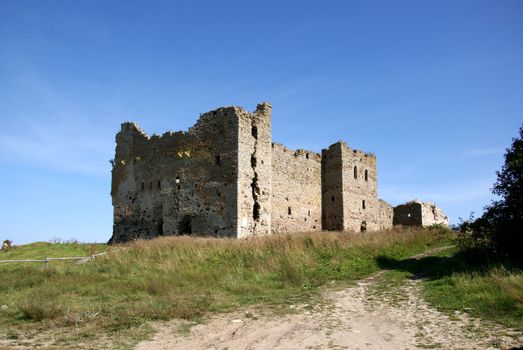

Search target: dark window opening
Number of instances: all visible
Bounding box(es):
[331,196,335,202]
[365,169,368,182]
[308,210,311,217]
[360,221,367,232]
[251,125,258,139]
[216,190,221,197]
[288,207,292,215]
[215,155,221,165]
[158,180,161,189]
[157,219,164,236]
[354,166,358,179]
[253,202,260,221]
[178,216,192,235]
[251,155,257,168]
[362,200,366,209]
[306,153,309,159]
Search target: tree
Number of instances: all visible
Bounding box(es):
[459,124,523,260]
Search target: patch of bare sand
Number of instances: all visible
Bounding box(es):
[136,273,522,350]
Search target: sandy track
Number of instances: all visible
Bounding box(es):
[137,267,522,349]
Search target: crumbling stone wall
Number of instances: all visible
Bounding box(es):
[271,144,322,233]
[393,200,448,227]
[378,199,394,230]
[110,107,242,243]
[321,143,344,231]
[237,103,273,237]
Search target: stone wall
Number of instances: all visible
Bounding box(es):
[237,103,273,238]
[271,144,322,233]
[321,143,344,230]
[322,142,380,232]
[393,200,448,227]
[378,199,394,230]
[110,107,242,243]
[420,201,449,226]
[339,142,380,232]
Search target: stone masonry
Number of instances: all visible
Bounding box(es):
[110,103,447,243]
[393,200,449,227]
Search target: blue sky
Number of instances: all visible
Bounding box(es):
[1,0,521,244]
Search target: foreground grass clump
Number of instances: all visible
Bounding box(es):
[421,249,523,330]
[376,246,523,330]
[0,227,451,344]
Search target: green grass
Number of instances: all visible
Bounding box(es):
[0,227,451,348]
[1,240,109,260]
[376,246,523,330]
[423,252,523,330]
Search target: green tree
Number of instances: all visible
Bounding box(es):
[459,124,523,260]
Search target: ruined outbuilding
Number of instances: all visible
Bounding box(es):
[110,103,447,243]
[393,200,449,227]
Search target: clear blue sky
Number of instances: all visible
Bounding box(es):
[1,0,521,244]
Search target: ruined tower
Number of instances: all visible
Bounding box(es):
[322,142,384,232]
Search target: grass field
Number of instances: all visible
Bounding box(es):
[0,227,451,348]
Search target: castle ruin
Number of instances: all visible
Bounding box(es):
[109,103,448,243]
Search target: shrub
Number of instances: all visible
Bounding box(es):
[458,124,523,261]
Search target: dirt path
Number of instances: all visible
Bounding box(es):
[136,251,523,350]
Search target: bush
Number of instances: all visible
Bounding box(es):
[458,124,523,260]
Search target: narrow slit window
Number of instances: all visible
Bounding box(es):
[362,200,366,209]
[354,166,358,179]
[215,155,221,166]
[158,180,161,189]
[331,195,335,202]
[288,207,292,215]
[308,210,311,217]
[364,169,368,182]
